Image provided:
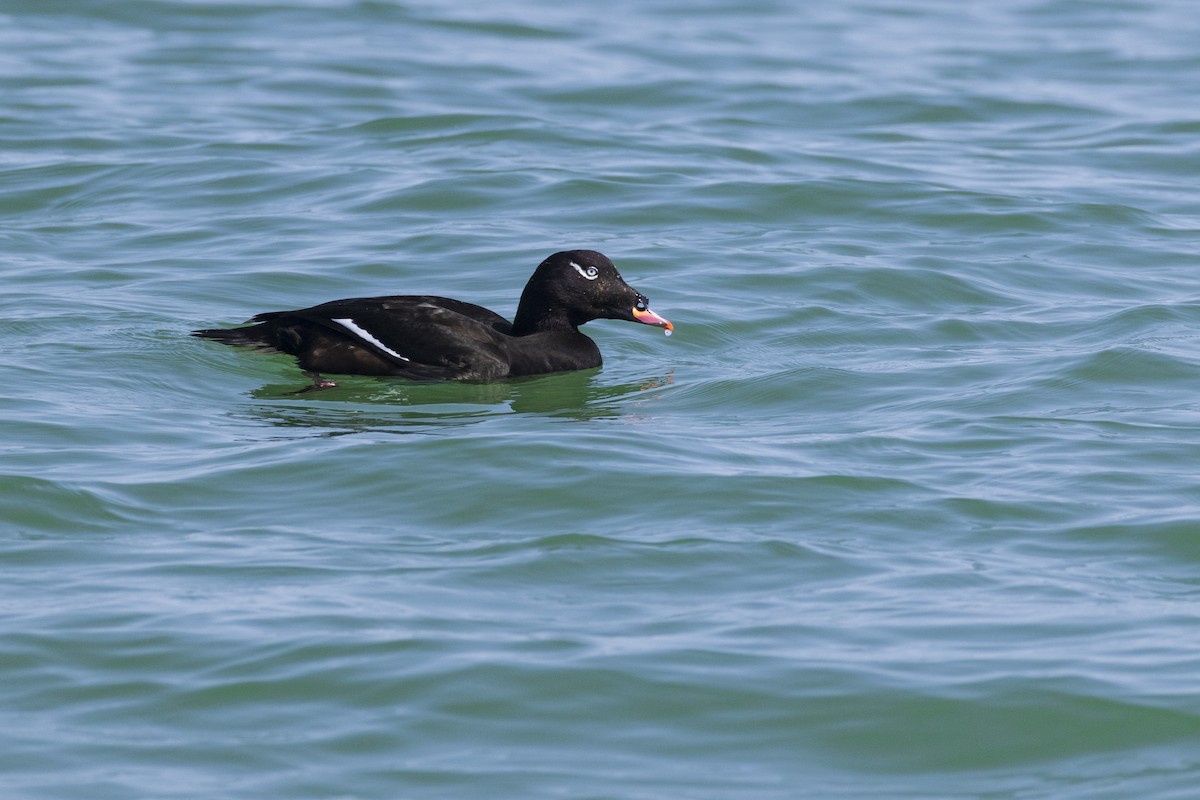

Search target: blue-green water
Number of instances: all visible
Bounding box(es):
[4,1,1200,797]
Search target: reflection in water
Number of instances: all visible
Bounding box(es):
[236,369,674,434]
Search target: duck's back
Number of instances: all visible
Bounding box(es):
[277,295,513,336]
[202,295,515,381]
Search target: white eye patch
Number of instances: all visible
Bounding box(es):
[570,261,599,281]
[332,318,410,361]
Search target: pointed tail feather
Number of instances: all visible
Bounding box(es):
[192,323,279,351]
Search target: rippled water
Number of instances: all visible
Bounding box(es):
[5,1,1200,797]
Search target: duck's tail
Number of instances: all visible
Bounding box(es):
[192,321,280,351]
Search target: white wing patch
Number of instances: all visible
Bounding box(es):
[331,318,410,362]
[570,261,599,280]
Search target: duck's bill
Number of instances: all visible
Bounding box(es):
[632,306,674,334]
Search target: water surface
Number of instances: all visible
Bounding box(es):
[4,1,1200,797]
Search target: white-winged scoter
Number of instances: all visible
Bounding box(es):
[193,249,673,386]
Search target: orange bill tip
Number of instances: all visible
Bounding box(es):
[632,306,674,334]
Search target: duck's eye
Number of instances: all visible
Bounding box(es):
[570,261,600,281]
[635,299,647,311]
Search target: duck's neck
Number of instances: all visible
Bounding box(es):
[512,297,577,336]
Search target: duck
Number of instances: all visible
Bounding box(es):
[193,249,673,386]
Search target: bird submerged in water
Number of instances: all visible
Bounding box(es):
[193,249,673,387]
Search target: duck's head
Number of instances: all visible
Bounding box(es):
[514,250,673,335]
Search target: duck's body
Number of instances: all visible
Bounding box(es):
[193,250,672,385]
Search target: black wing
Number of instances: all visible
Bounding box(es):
[270,296,514,380]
